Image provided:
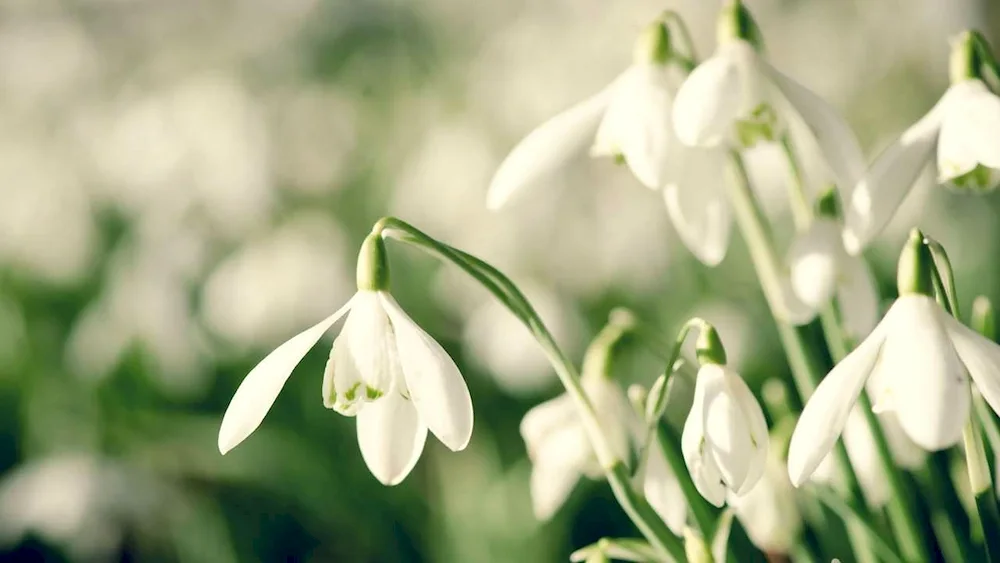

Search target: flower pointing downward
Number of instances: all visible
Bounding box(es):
[487,17,732,266]
[218,231,473,486]
[843,31,1000,253]
[788,230,1000,486]
[681,327,768,506]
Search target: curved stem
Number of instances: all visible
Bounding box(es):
[660,10,698,72]
[377,217,685,562]
[724,150,884,563]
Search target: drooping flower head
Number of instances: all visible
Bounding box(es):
[681,325,769,506]
[671,0,865,195]
[520,318,640,520]
[788,229,1000,485]
[217,228,473,486]
[843,31,1000,253]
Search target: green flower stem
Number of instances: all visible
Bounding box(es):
[779,138,931,563]
[925,237,1000,563]
[376,217,685,562]
[811,487,906,563]
[724,151,881,563]
[916,454,974,563]
[659,10,698,72]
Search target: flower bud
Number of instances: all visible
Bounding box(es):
[356,230,390,291]
[814,186,841,220]
[896,228,934,297]
[633,19,671,66]
[716,0,762,49]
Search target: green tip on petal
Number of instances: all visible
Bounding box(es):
[815,186,842,219]
[633,19,671,65]
[896,228,934,297]
[356,231,390,291]
[972,296,997,341]
[695,325,727,366]
[716,0,762,49]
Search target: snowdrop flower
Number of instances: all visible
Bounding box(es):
[811,408,924,507]
[643,431,688,535]
[682,328,769,506]
[843,31,1000,253]
[788,230,1000,485]
[786,194,880,341]
[727,439,801,554]
[672,0,864,192]
[519,322,638,520]
[218,231,474,486]
[487,18,732,266]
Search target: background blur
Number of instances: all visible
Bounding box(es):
[1,0,999,561]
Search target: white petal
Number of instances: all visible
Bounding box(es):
[356,390,428,485]
[592,64,674,189]
[530,457,582,521]
[700,366,755,493]
[487,83,615,210]
[777,277,820,326]
[787,317,888,486]
[380,293,474,451]
[723,370,769,494]
[880,410,926,470]
[937,80,1000,175]
[871,296,968,450]
[218,298,354,454]
[835,256,881,341]
[644,439,688,535]
[585,376,638,463]
[323,291,397,415]
[682,367,728,507]
[842,102,945,254]
[942,311,1000,420]
[672,50,742,147]
[787,219,843,309]
[520,393,577,460]
[663,147,732,266]
[761,62,866,191]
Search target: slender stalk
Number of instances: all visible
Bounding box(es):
[377,217,685,562]
[810,487,906,563]
[925,237,1000,562]
[724,151,881,563]
[780,138,930,563]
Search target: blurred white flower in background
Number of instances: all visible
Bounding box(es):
[727,442,801,554]
[0,139,97,286]
[201,213,353,349]
[0,455,158,562]
[0,17,100,109]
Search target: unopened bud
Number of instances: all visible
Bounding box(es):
[695,324,728,366]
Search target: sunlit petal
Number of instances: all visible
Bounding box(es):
[787,317,888,485]
[672,50,742,147]
[872,296,968,450]
[356,390,428,486]
[842,100,946,253]
[593,64,674,189]
[762,63,866,192]
[938,80,1000,173]
[380,293,474,451]
[530,456,582,521]
[663,146,731,266]
[682,367,727,507]
[487,82,616,210]
[218,297,354,454]
[520,393,577,461]
[942,311,1000,420]
[723,370,769,494]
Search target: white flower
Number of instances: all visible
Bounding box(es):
[810,408,925,506]
[520,375,636,520]
[217,289,474,486]
[672,39,865,194]
[843,78,1000,253]
[727,444,801,554]
[486,30,732,266]
[788,293,1000,485]
[786,217,880,340]
[681,363,769,507]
